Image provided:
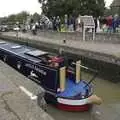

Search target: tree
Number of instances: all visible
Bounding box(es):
[32,12,40,21]
[111,0,120,16]
[0,17,8,25]
[15,11,30,23]
[7,14,16,24]
[104,7,119,16]
[7,11,30,25]
[38,0,105,17]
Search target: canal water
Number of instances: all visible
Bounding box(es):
[46,72,120,120]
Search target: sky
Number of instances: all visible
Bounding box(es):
[0,0,113,17]
[0,0,42,17]
[105,0,114,7]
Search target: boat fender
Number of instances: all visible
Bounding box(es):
[87,95,102,105]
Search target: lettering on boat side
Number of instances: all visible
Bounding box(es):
[25,63,47,76]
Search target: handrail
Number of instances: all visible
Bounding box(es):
[72,62,98,87]
[72,62,98,73]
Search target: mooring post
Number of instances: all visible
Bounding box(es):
[63,39,66,44]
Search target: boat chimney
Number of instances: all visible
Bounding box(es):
[76,60,81,83]
[59,67,66,92]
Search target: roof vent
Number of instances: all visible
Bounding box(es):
[11,45,22,49]
[25,50,48,57]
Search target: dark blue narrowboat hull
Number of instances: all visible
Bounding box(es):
[0,40,102,111]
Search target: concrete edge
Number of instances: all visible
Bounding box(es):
[0,34,120,66]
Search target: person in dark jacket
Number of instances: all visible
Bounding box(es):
[56,16,61,31]
[112,14,119,33]
[52,16,57,31]
[94,17,98,33]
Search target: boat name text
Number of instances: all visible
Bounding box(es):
[25,63,47,76]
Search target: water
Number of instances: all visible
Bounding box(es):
[46,72,120,120]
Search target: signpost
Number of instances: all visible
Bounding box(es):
[80,16,95,41]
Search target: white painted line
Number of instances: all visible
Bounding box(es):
[19,86,37,100]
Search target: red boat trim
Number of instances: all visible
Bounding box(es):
[57,103,91,111]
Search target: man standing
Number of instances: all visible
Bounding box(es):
[53,16,57,31]
[113,14,119,33]
[64,14,68,32]
[94,17,98,33]
[56,16,61,32]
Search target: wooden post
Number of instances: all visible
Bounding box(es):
[60,67,66,92]
[76,60,81,84]
[83,26,85,41]
[93,27,95,40]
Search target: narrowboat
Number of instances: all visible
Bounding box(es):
[0,40,102,111]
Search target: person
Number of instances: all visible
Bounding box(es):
[94,17,98,33]
[49,17,53,30]
[99,17,108,32]
[73,16,76,31]
[64,14,68,32]
[52,16,57,31]
[76,14,82,32]
[48,60,59,68]
[112,14,119,33]
[68,15,74,32]
[106,15,113,33]
[56,16,61,32]
[48,56,64,68]
[35,22,39,29]
[31,24,37,35]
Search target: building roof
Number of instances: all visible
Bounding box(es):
[111,0,120,7]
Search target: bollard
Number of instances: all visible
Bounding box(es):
[63,39,66,44]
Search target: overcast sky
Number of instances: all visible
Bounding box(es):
[0,0,113,17]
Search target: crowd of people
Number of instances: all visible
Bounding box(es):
[49,14,81,32]
[100,14,120,33]
[21,14,120,34]
[50,14,120,33]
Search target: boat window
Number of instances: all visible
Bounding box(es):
[11,45,22,49]
[25,50,48,57]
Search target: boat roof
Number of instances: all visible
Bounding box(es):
[0,40,50,63]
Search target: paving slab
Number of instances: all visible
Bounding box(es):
[0,60,54,120]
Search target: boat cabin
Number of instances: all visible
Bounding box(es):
[0,40,91,96]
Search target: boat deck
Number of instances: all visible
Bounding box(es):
[57,80,92,99]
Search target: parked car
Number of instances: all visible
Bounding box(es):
[13,27,20,31]
[0,25,9,32]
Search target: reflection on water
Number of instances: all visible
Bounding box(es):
[46,72,120,120]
